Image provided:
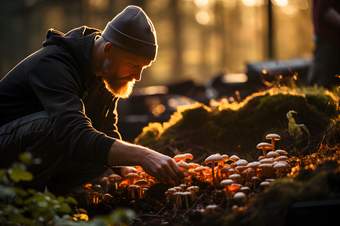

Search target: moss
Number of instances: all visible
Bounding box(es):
[135,87,339,161]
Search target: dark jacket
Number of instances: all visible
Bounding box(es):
[0,26,120,166]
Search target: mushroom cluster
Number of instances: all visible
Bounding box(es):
[82,166,157,206]
[83,133,291,209]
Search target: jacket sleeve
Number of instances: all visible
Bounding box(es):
[28,54,115,165]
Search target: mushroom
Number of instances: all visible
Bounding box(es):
[165,187,177,204]
[250,176,261,189]
[266,151,279,158]
[220,166,231,179]
[204,204,219,215]
[258,163,275,179]
[256,142,274,156]
[90,184,102,206]
[83,183,93,191]
[234,159,248,167]
[103,193,113,204]
[274,155,288,162]
[229,155,240,163]
[259,157,274,164]
[265,133,281,149]
[182,191,192,209]
[241,167,256,183]
[194,165,210,182]
[173,153,193,162]
[273,161,289,178]
[220,179,233,197]
[127,184,140,200]
[187,186,199,201]
[134,179,149,198]
[240,186,251,194]
[125,172,139,185]
[276,149,288,156]
[259,181,270,190]
[204,153,223,185]
[228,183,242,194]
[100,177,110,193]
[228,173,242,184]
[233,192,247,205]
[108,174,122,192]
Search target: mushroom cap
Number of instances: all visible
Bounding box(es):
[174,153,193,162]
[265,133,281,140]
[273,161,289,169]
[259,163,274,169]
[266,151,279,158]
[128,184,140,190]
[83,183,93,191]
[108,174,122,182]
[259,158,274,164]
[222,154,229,161]
[259,181,270,187]
[233,192,246,200]
[125,172,139,179]
[265,178,275,182]
[235,165,247,173]
[235,159,248,166]
[205,204,219,211]
[229,173,241,180]
[276,149,288,156]
[220,179,233,186]
[188,163,200,169]
[204,153,223,164]
[134,179,149,186]
[167,188,178,194]
[187,186,199,193]
[229,183,242,192]
[229,155,240,162]
[194,166,210,172]
[240,186,251,194]
[247,161,260,168]
[256,142,274,150]
[275,155,288,162]
[220,166,231,174]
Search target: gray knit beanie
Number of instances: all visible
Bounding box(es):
[102,5,158,61]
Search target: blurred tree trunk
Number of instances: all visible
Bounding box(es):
[214,1,227,72]
[169,0,183,78]
[266,0,274,59]
[199,27,210,77]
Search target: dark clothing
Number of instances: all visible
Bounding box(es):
[312,0,340,46]
[308,37,340,87]
[0,26,120,192]
[308,0,340,87]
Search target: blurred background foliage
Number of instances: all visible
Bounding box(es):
[0,0,313,86]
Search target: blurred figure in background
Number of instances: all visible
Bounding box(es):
[308,0,340,88]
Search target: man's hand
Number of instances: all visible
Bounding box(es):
[107,140,183,184]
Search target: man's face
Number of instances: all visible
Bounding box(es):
[100,46,152,98]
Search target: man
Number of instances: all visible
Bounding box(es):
[308,0,340,88]
[0,5,182,194]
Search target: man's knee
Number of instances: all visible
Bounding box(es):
[0,111,52,167]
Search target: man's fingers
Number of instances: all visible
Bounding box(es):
[170,158,184,179]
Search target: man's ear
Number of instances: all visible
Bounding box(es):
[103,42,113,57]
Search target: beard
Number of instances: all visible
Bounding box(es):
[102,77,135,99]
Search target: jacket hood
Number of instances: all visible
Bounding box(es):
[43,26,101,88]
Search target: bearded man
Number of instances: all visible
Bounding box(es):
[0,5,182,194]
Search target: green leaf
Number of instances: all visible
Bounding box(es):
[8,167,33,183]
[0,185,16,201]
[19,152,33,165]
